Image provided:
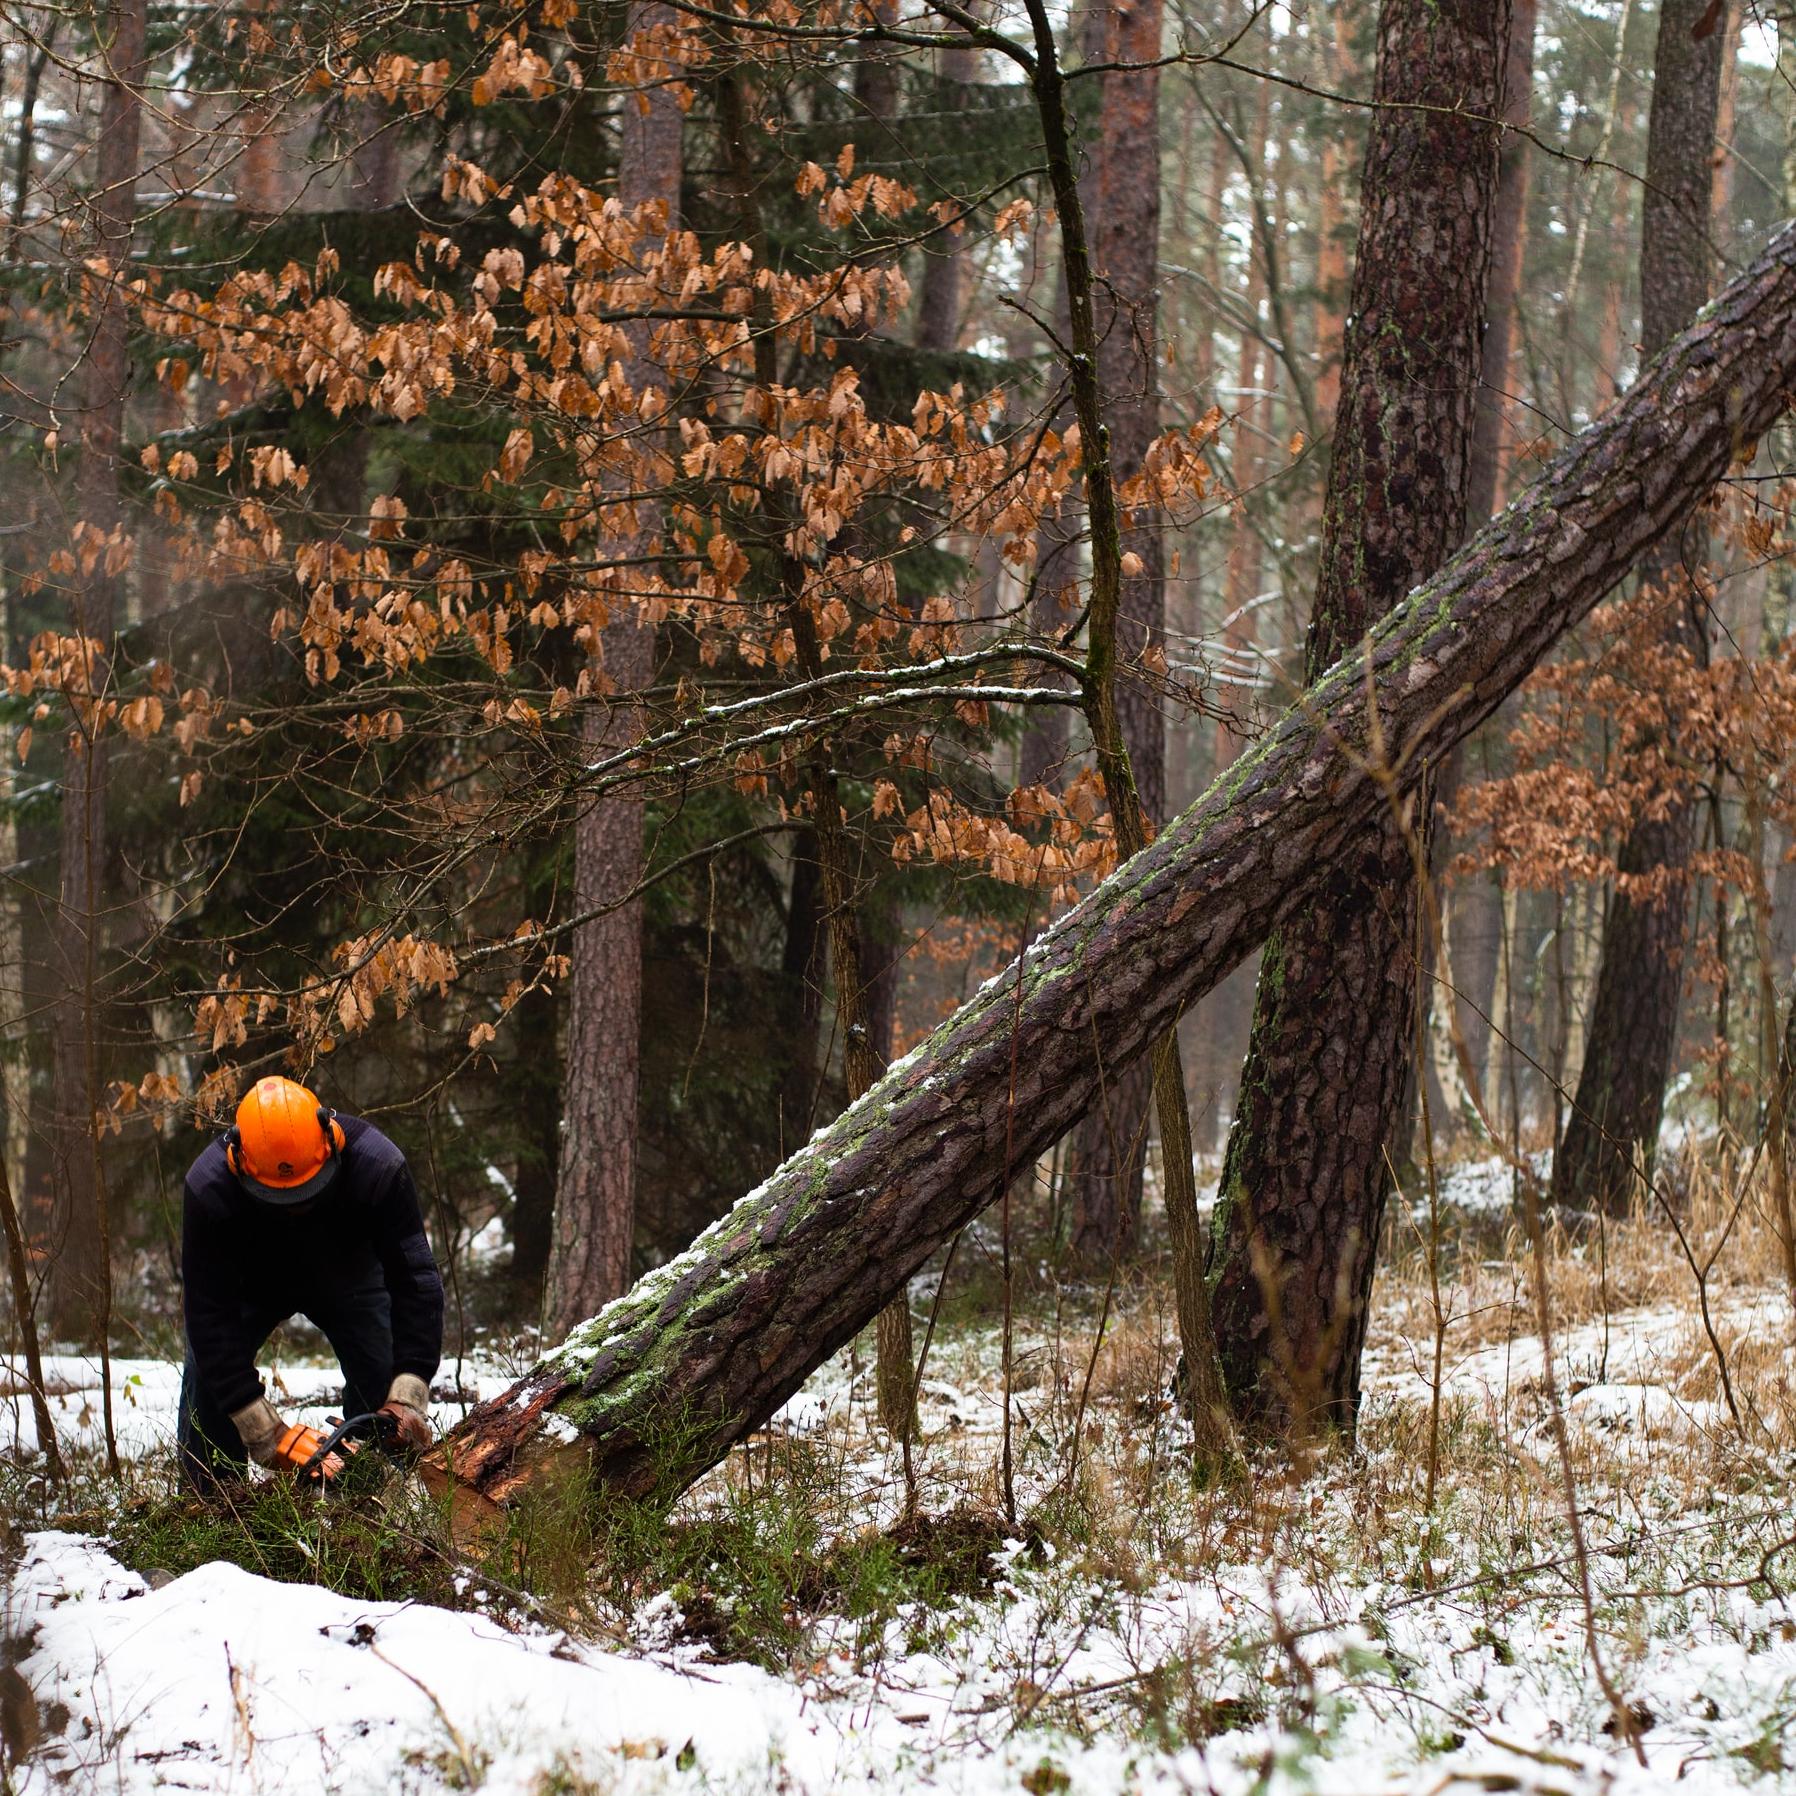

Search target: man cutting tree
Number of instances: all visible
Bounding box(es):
[176,1075,444,1489]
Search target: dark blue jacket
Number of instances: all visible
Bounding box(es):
[181,1113,443,1413]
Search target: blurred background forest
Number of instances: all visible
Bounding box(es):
[3,0,1795,1380]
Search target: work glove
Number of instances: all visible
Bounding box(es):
[378,1372,433,1454]
[229,1396,344,1478]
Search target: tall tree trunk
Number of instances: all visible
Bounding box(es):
[1066,0,1168,1268]
[46,0,146,1346]
[1556,0,1635,428]
[1,19,51,1366]
[1209,0,1508,1438]
[1422,0,1536,1140]
[917,32,975,353]
[1465,0,1536,527]
[1312,6,1359,428]
[1018,62,1089,802]
[546,5,682,1335]
[1019,219,1078,797]
[430,220,1796,1510]
[1552,0,1725,1215]
[1217,83,1271,778]
[778,837,826,1152]
[1198,94,1272,1156]
[1712,2,1743,246]
[857,15,928,1438]
[853,0,900,133]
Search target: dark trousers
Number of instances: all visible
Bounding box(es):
[177,1271,393,1491]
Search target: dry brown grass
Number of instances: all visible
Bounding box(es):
[495,1124,1796,1748]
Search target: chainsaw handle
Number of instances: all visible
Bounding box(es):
[299,1409,400,1482]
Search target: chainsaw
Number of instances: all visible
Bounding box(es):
[271,1409,406,1486]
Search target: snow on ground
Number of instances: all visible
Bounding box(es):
[10,1289,1796,1793]
[1366,1294,1769,1435]
[1409,1148,1553,1221]
[13,1485,1796,1795]
[11,1530,834,1794]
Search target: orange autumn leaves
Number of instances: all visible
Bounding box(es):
[23,9,1222,1129]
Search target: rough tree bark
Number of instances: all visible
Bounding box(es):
[1423,0,1536,1137]
[428,218,1796,1511]
[1066,0,1169,1268]
[1552,0,1725,1214]
[1207,0,1508,1437]
[47,0,146,1346]
[546,5,682,1336]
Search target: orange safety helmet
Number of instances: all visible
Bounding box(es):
[226,1076,346,1205]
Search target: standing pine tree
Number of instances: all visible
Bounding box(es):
[1551,0,1726,1214]
[1065,0,1170,1267]
[547,4,683,1334]
[47,0,147,1347]
[1208,0,1509,1435]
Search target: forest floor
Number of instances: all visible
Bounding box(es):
[9,1147,1796,1794]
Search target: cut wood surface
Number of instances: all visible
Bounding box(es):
[433,221,1796,1507]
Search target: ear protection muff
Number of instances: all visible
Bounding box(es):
[317,1106,346,1156]
[225,1123,243,1176]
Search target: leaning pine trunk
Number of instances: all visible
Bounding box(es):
[430,221,1796,1512]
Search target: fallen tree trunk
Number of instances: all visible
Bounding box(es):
[435,222,1796,1510]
